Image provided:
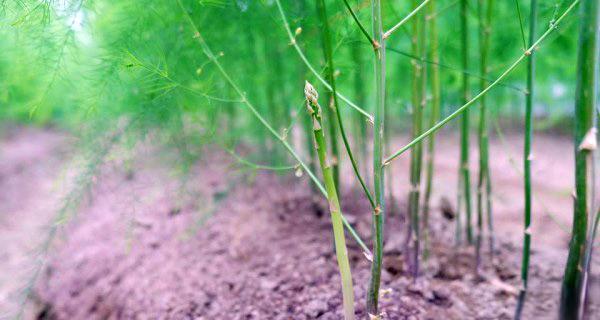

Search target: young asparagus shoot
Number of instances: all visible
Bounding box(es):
[305,81,355,320]
[458,0,473,245]
[367,0,386,316]
[515,0,537,316]
[422,0,441,260]
[476,0,495,272]
[560,0,598,317]
[407,0,428,279]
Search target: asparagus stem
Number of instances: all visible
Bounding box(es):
[559,0,598,317]
[515,0,537,316]
[422,0,441,260]
[476,0,495,272]
[458,0,473,245]
[305,82,356,320]
[407,0,428,279]
[366,0,386,315]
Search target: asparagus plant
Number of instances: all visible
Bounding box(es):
[422,0,441,260]
[305,81,356,320]
[458,0,473,245]
[366,0,386,315]
[560,0,598,317]
[476,0,495,271]
[515,0,537,316]
[407,0,428,279]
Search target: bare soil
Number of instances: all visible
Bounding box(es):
[1,127,598,319]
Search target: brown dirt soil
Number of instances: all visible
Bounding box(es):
[1,127,599,319]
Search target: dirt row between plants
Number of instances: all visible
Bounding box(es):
[1,127,598,319]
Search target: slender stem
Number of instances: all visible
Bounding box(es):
[422,0,441,261]
[305,82,355,320]
[559,0,598,317]
[342,0,377,49]
[476,0,494,273]
[515,0,537,316]
[383,0,581,165]
[407,0,427,279]
[383,0,433,40]
[459,0,473,245]
[177,0,371,255]
[513,0,528,50]
[274,0,374,122]
[366,0,385,315]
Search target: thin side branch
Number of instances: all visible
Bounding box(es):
[383,0,433,40]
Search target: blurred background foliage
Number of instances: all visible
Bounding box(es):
[0,0,580,148]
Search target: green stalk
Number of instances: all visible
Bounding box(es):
[515,0,537,316]
[458,0,473,245]
[366,0,385,315]
[560,0,598,317]
[476,0,494,272]
[407,0,427,278]
[305,82,355,320]
[422,0,441,260]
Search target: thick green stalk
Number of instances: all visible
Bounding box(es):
[560,0,598,317]
[305,82,355,320]
[366,0,385,315]
[515,0,537,317]
[422,0,440,260]
[407,0,427,278]
[458,0,473,245]
[476,0,494,271]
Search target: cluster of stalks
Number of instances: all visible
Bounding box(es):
[181,0,595,318]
